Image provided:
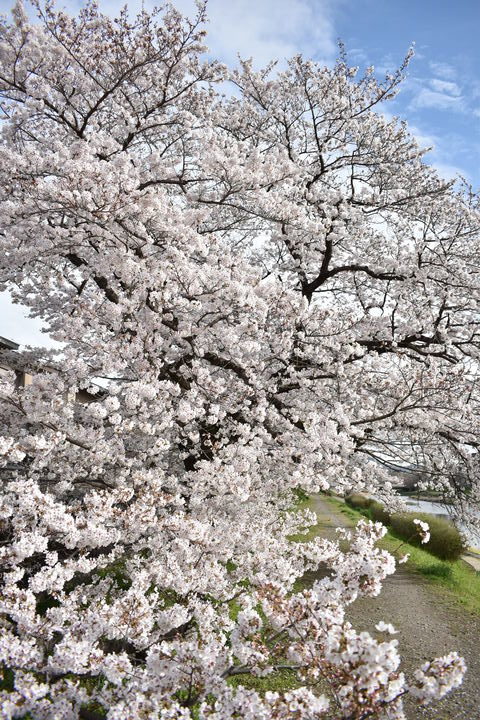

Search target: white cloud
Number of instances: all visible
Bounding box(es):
[430,78,461,96]
[410,87,464,112]
[174,0,338,67]
[348,47,368,64]
[407,124,437,151]
[432,162,469,183]
[429,60,457,80]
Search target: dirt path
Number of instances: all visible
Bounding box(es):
[310,496,480,720]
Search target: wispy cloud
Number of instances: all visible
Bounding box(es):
[429,60,457,80]
[407,124,437,151]
[174,0,339,67]
[430,78,461,96]
[432,161,470,183]
[405,60,465,114]
[411,87,464,112]
[407,124,471,184]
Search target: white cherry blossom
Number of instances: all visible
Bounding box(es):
[0,1,473,718]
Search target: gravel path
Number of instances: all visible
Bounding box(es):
[310,496,480,720]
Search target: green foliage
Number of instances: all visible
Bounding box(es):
[80,701,107,719]
[291,486,309,503]
[368,500,392,525]
[0,666,14,692]
[288,495,321,543]
[344,495,390,523]
[345,493,373,510]
[420,562,453,579]
[228,599,242,621]
[96,560,131,591]
[344,494,466,561]
[390,511,466,561]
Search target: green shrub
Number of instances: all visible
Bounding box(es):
[345,495,391,525]
[345,493,373,510]
[369,500,391,525]
[390,511,466,561]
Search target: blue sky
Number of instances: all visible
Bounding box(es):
[334,0,480,185]
[1,0,480,345]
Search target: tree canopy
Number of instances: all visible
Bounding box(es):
[0,2,476,718]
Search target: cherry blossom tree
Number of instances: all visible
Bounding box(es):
[0,1,475,717]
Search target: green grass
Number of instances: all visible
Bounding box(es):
[228,668,300,693]
[326,496,480,616]
[288,495,323,543]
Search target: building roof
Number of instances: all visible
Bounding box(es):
[0,336,19,351]
[0,335,20,350]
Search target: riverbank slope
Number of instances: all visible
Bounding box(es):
[311,495,480,720]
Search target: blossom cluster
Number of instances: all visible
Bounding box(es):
[413,519,431,544]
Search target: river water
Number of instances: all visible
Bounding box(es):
[403,497,480,551]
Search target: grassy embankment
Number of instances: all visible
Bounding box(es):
[229,485,480,695]
[202,494,480,697]
[325,495,480,617]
